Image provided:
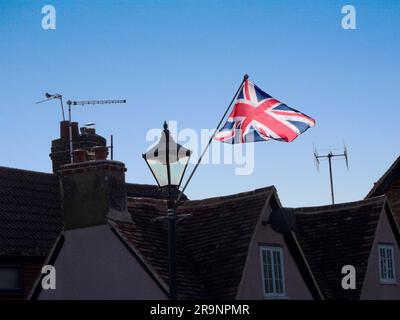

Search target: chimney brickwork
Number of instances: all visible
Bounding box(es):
[59,160,130,230]
[50,121,107,173]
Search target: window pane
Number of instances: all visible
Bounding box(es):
[382,248,387,279]
[386,248,394,280]
[262,250,267,264]
[266,251,273,293]
[386,248,391,259]
[273,250,284,294]
[266,250,272,265]
[0,268,20,290]
[379,248,385,279]
[275,252,283,293]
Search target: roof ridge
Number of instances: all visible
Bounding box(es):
[0,165,54,177]
[293,195,386,214]
[181,186,275,205]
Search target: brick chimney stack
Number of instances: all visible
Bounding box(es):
[51,121,130,229]
[59,160,130,230]
[50,121,107,173]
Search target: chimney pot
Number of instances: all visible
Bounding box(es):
[60,121,70,140]
[60,121,79,139]
[73,149,87,163]
[80,127,96,135]
[71,122,79,137]
[92,146,108,161]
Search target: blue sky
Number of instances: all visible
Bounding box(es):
[0,0,399,207]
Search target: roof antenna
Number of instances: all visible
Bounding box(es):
[65,98,126,163]
[36,92,66,121]
[313,142,349,204]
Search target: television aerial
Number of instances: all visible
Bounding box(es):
[38,93,126,163]
[313,142,349,204]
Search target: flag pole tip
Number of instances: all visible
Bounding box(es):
[243,74,249,80]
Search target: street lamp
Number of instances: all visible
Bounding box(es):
[142,121,191,300]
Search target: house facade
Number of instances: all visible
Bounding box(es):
[294,197,400,299]
[1,121,400,300]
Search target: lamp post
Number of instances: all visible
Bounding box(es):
[142,121,191,300]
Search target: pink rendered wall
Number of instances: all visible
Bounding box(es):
[361,208,400,300]
[236,208,313,300]
[39,225,167,300]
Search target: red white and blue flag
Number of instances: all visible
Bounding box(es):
[215,79,316,143]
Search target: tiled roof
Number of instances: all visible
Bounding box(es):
[125,183,187,201]
[0,166,181,257]
[293,196,386,300]
[0,166,62,257]
[366,156,400,226]
[112,187,276,299]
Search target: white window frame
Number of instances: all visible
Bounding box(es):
[260,245,286,298]
[378,244,396,284]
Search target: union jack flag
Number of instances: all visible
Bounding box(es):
[215,79,316,143]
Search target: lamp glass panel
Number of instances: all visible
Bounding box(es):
[147,155,189,187]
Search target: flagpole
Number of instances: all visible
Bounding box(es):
[174,74,248,208]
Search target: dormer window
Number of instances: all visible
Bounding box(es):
[260,246,285,298]
[378,244,396,283]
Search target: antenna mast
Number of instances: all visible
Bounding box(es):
[65,98,127,163]
[314,144,349,204]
